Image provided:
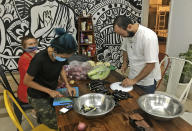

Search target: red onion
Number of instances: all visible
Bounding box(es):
[77,122,86,131]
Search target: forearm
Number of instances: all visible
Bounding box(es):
[24,74,51,94]
[32,27,52,38]
[60,69,70,88]
[122,51,128,66]
[134,63,155,82]
[60,68,76,96]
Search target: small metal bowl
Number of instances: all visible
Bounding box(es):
[73,93,115,117]
[138,94,184,120]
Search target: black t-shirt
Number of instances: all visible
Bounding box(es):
[27,49,66,98]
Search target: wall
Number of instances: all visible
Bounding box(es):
[0,0,142,71]
[166,0,192,57]
[141,0,149,27]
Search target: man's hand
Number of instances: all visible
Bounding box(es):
[48,90,63,98]
[121,78,137,87]
[44,10,52,27]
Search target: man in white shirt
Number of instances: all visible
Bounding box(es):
[113,16,161,93]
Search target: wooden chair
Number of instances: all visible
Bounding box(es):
[155,57,192,103]
[156,52,170,89]
[4,90,56,131]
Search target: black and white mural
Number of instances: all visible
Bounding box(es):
[0,0,142,71]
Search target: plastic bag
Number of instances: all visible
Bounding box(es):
[64,60,92,80]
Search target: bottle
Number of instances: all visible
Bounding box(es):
[88,22,92,30]
[87,23,90,30]
[81,21,86,31]
[87,50,91,57]
[82,10,87,17]
[84,36,89,44]
[88,35,93,44]
[82,48,86,55]
[80,33,84,43]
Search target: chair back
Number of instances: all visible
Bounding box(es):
[157,57,192,103]
[166,58,185,94]
[4,90,35,131]
[179,78,192,103]
[157,52,170,88]
[167,57,192,102]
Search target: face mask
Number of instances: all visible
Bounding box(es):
[53,52,66,62]
[24,46,38,52]
[127,31,135,37]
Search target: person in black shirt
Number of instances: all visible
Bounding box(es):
[24,28,77,129]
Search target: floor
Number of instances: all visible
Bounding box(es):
[0,43,192,131]
[0,107,38,131]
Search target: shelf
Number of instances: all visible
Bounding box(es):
[79,43,95,46]
[78,15,96,61]
[80,30,93,33]
[88,56,95,58]
[80,54,95,58]
[79,16,92,19]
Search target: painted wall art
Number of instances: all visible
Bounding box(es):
[0,0,142,71]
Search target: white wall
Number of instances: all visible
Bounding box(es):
[166,0,192,57]
[141,0,149,27]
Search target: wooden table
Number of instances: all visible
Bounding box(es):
[55,71,192,131]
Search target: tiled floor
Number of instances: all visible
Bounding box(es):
[0,95,38,131]
[181,112,192,125]
[0,108,37,131]
[0,43,192,130]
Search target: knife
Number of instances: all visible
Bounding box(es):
[64,95,78,98]
[59,102,73,104]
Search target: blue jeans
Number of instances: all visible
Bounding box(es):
[136,80,157,94]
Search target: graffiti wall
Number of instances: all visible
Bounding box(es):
[0,0,142,70]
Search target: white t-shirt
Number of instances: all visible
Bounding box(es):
[120,24,161,86]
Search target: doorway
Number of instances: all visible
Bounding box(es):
[148,0,171,53]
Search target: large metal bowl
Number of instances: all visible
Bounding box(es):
[73,93,115,117]
[138,94,184,120]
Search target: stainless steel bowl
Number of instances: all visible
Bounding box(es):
[138,94,184,120]
[73,93,115,117]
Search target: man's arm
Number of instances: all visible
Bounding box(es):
[134,63,155,82]
[23,73,63,98]
[122,63,155,86]
[121,51,128,73]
